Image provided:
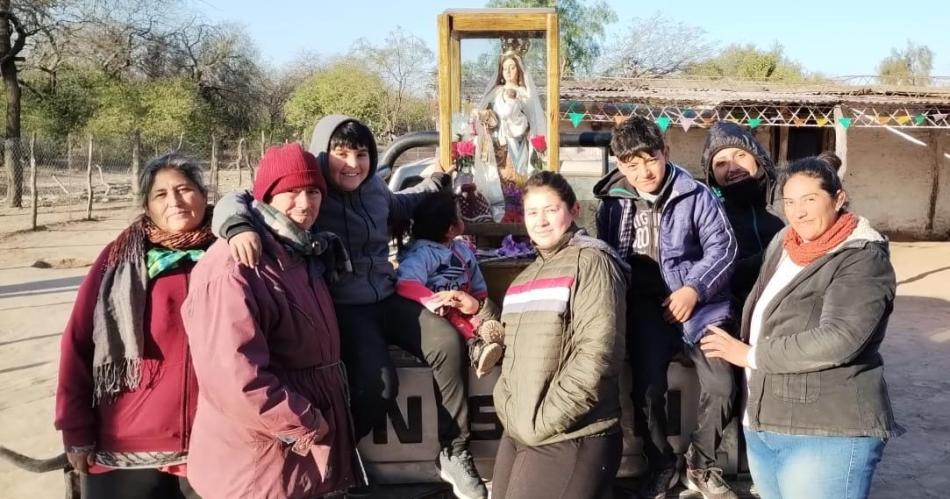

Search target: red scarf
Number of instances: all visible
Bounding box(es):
[784,212,858,266]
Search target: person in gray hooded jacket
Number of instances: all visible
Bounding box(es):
[701,154,900,499]
[212,116,490,499]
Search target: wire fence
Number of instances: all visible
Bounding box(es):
[0,131,438,231]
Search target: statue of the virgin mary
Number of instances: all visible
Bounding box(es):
[471,38,547,223]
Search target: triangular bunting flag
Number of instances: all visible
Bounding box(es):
[569,111,584,128]
[747,118,763,129]
[895,115,911,125]
[913,114,926,125]
[816,117,829,127]
[877,116,891,125]
[656,116,671,132]
[792,116,807,126]
[679,117,696,132]
[682,109,696,118]
[932,113,949,121]
[837,117,853,129]
[614,115,626,126]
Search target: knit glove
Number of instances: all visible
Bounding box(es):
[311,231,352,284]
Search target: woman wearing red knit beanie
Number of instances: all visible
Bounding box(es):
[700,154,900,499]
[182,143,357,499]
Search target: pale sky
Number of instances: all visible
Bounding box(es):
[198,0,950,77]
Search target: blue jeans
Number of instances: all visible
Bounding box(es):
[745,428,885,499]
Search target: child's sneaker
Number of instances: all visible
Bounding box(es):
[476,319,505,345]
[467,338,503,378]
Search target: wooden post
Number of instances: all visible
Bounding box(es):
[210,134,219,203]
[926,130,941,238]
[86,134,93,220]
[437,13,452,172]
[130,129,141,196]
[546,11,560,171]
[833,106,848,178]
[236,137,245,186]
[244,136,255,179]
[260,129,266,160]
[29,132,37,230]
[66,132,73,171]
[778,127,789,166]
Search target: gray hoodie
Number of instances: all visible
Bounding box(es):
[213,115,444,305]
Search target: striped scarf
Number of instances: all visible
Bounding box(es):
[92,213,214,404]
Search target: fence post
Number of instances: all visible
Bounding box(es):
[30,132,38,230]
[245,138,254,179]
[86,134,93,220]
[66,132,73,171]
[210,133,219,203]
[236,137,245,187]
[131,129,141,196]
[260,129,266,160]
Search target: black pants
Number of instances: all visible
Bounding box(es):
[627,301,679,472]
[683,330,737,470]
[491,433,622,499]
[81,469,200,499]
[627,301,738,472]
[337,294,469,453]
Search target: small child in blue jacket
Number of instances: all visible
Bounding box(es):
[395,191,505,378]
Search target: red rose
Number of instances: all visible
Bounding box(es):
[530,134,547,153]
[456,140,476,157]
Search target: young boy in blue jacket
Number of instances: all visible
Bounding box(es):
[594,116,739,499]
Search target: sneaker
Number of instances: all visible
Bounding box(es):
[476,319,505,345]
[641,462,679,499]
[438,448,488,499]
[682,466,739,499]
[468,339,503,378]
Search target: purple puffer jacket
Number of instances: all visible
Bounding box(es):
[595,164,738,343]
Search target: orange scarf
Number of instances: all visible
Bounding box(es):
[783,212,858,266]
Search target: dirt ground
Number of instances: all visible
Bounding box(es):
[0,205,947,498]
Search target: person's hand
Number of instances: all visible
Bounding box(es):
[229,231,261,268]
[700,324,751,368]
[66,450,95,474]
[662,286,699,324]
[433,290,480,315]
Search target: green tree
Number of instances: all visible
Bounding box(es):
[878,41,933,86]
[20,67,104,138]
[486,0,617,75]
[687,44,807,81]
[283,60,387,138]
[85,77,206,140]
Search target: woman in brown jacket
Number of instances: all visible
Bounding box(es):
[491,171,628,499]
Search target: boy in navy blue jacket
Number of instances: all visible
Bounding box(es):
[595,117,738,499]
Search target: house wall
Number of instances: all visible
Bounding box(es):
[559,120,949,239]
[844,128,950,238]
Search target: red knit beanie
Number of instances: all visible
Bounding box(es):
[252,143,327,202]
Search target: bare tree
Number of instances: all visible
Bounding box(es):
[351,27,434,141]
[598,13,716,78]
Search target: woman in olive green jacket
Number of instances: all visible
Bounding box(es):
[491,171,628,499]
